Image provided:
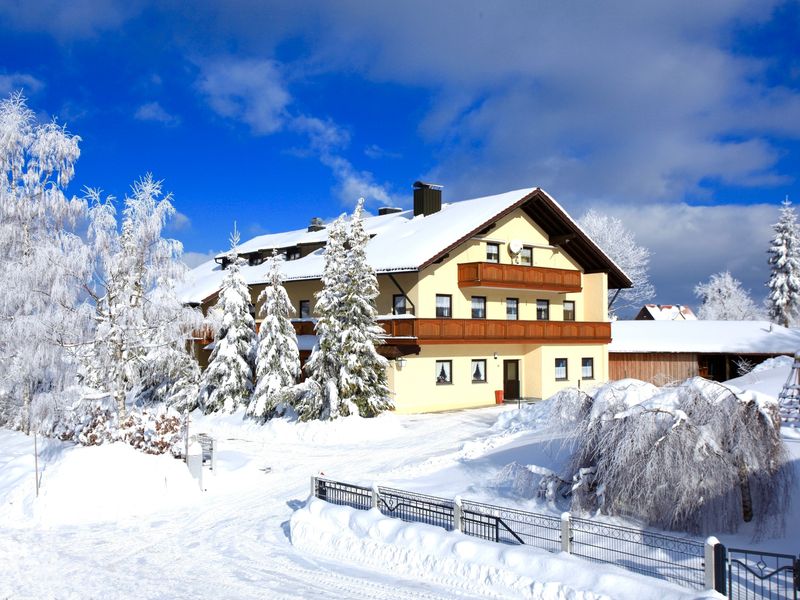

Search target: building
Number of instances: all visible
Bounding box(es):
[634,304,697,321]
[609,320,800,384]
[180,184,631,413]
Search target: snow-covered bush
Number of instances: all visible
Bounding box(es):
[555,378,793,535]
[116,410,184,456]
[694,270,763,320]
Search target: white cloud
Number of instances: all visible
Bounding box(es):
[134,101,181,126]
[182,250,217,269]
[0,0,144,39]
[0,72,44,97]
[581,201,779,311]
[197,57,290,135]
[167,211,191,231]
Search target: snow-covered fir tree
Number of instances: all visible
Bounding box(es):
[303,215,348,419]
[0,92,92,430]
[337,199,392,416]
[200,226,256,413]
[578,210,654,316]
[767,198,800,327]
[694,270,763,320]
[84,175,201,416]
[304,201,392,419]
[248,251,301,419]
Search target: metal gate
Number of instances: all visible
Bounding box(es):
[727,548,798,599]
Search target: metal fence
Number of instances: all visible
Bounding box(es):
[570,515,705,589]
[727,548,798,600]
[310,476,706,590]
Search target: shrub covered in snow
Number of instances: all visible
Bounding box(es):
[554,378,793,535]
[50,393,184,455]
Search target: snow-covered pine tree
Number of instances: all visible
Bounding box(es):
[200,226,256,413]
[694,270,762,320]
[304,215,349,420]
[0,92,92,430]
[84,175,201,416]
[248,250,301,419]
[767,198,800,327]
[338,199,392,416]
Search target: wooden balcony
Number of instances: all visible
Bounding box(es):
[458,262,581,293]
[378,318,610,345]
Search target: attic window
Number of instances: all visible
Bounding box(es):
[486,243,500,263]
[286,247,301,261]
[248,254,265,266]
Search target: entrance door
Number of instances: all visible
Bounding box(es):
[503,360,520,400]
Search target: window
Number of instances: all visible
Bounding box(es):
[536,299,550,320]
[471,359,487,383]
[486,242,500,263]
[563,301,575,321]
[393,294,407,315]
[435,360,452,384]
[471,296,486,319]
[519,246,533,266]
[582,357,594,379]
[436,294,452,318]
[506,298,519,320]
[286,247,301,261]
[555,358,568,381]
[299,300,310,318]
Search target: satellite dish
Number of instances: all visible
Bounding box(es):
[508,240,523,255]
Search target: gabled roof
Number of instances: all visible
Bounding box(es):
[610,320,800,354]
[178,187,632,304]
[635,304,697,321]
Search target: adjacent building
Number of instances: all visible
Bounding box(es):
[180,184,631,413]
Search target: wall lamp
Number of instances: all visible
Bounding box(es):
[396,357,407,370]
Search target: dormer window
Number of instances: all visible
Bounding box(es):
[248,254,265,266]
[486,242,500,263]
[286,247,301,261]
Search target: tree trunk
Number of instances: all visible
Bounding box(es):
[739,467,753,523]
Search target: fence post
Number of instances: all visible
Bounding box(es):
[704,536,727,594]
[454,496,463,533]
[561,512,572,554]
[371,483,380,510]
[310,475,316,498]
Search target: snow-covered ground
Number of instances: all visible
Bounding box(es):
[2,358,798,599]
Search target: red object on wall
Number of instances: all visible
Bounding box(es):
[495,390,504,404]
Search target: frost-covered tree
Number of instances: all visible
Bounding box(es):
[553,378,792,535]
[248,251,300,419]
[338,199,392,416]
[578,210,654,316]
[304,215,348,420]
[0,92,91,430]
[83,175,201,416]
[200,227,256,413]
[694,270,763,320]
[305,200,392,419]
[767,199,800,327]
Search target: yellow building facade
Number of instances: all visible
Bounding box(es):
[187,185,630,413]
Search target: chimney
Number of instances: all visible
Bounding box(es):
[307,217,325,232]
[413,181,443,216]
[378,206,403,216]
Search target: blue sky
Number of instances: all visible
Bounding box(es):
[2,1,800,311]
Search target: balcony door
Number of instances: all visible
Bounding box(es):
[503,359,520,400]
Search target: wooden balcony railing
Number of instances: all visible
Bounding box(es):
[378,318,610,345]
[293,317,609,345]
[458,262,582,293]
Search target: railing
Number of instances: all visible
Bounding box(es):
[294,317,610,345]
[376,318,611,345]
[570,516,705,590]
[458,262,582,293]
[310,476,705,590]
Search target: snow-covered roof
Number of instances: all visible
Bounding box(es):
[178,187,632,304]
[635,304,697,321]
[609,320,800,354]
